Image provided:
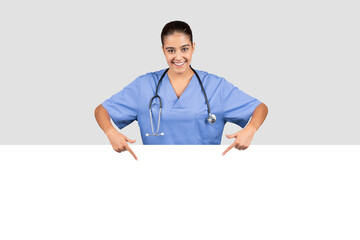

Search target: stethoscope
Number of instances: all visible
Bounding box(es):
[146,65,216,136]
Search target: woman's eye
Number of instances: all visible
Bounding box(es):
[168,48,188,53]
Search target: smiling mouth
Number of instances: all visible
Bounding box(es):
[173,61,186,66]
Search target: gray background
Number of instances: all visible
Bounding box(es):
[1,0,359,145]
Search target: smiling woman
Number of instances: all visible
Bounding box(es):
[94,20,268,160]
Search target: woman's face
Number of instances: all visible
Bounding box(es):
[161,32,195,75]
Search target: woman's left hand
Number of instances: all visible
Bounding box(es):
[222,126,257,156]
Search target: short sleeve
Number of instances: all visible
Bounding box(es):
[221,78,262,128]
[101,77,140,130]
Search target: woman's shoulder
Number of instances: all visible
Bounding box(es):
[134,68,167,83]
[194,69,226,86]
[199,70,223,81]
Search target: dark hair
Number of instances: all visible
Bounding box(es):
[161,20,193,46]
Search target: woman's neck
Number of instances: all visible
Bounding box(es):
[167,68,193,83]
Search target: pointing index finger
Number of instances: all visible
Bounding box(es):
[125,145,138,160]
[222,143,235,156]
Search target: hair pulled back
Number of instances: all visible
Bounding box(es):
[161,20,193,46]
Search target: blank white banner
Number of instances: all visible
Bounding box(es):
[0,145,359,240]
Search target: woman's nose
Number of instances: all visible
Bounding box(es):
[175,52,183,60]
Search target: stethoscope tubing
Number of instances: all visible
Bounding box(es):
[146,65,215,137]
[149,65,211,114]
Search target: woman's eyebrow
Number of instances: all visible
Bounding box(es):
[165,44,190,50]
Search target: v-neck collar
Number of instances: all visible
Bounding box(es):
[162,70,197,109]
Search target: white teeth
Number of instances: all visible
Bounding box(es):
[173,62,185,66]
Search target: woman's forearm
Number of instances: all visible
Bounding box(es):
[244,103,268,132]
[94,104,118,136]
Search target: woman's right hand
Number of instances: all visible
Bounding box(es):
[105,129,138,160]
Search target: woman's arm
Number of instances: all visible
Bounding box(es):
[244,102,268,132]
[94,104,138,160]
[222,103,268,155]
[94,104,118,135]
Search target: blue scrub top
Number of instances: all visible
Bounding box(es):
[101,68,262,145]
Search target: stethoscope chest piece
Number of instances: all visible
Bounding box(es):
[207,113,216,124]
